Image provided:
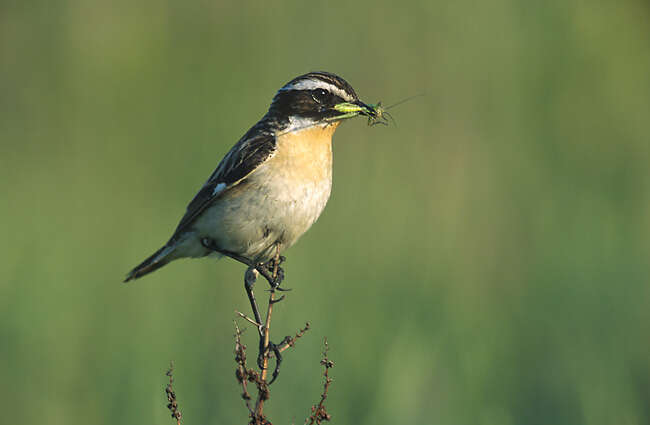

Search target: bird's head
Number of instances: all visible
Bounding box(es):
[268,72,378,131]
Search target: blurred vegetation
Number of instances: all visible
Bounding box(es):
[1,1,649,424]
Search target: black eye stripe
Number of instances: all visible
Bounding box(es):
[269,86,348,122]
[311,88,329,104]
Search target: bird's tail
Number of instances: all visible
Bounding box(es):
[124,245,176,282]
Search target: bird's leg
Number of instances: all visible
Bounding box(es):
[203,237,288,291]
[267,335,292,385]
[202,238,287,382]
[243,266,275,368]
[254,246,290,382]
[244,267,264,337]
[200,238,266,337]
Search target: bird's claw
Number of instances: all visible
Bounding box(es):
[270,295,285,304]
[256,261,291,291]
[271,266,286,288]
[257,340,284,384]
[268,343,283,385]
[257,346,266,370]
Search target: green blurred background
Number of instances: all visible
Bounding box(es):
[2,1,649,424]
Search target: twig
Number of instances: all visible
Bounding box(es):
[232,247,325,425]
[235,321,273,424]
[305,339,334,425]
[277,322,311,353]
[236,310,263,328]
[165,362,182,425]
[234,322,255,415]
[159,248,335,425]
[253,287,276,419]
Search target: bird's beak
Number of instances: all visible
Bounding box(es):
[332,100,378,120]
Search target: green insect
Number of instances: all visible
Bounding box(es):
[330,93,423,126]
[366,93,424,126]
[366,102,394,126]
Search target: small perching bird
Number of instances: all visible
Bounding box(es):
[125,71,383,382]
[125,72,380,285]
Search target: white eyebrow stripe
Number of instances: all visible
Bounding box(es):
[281,79,354,102]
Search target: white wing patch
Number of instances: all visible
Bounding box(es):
[212,182,226,196]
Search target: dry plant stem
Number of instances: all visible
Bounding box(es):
[234,322,255,415]
[236,310,263,327]
[259,245,281,375]
[305,339,334,425]
[260,291,274,382]
[254,262,278,418]
[277,322,311,353]
[234,321,271,424]
[234,245,313,424]
[165,361,182,425]
[234,313,312,425]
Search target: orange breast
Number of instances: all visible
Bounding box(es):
[270,122,339,184]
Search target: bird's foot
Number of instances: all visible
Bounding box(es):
[257,338,288,385]
[256,256,291,291]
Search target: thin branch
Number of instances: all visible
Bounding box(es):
[253,287,276,419]
[236,310,263,328]
[234,322,255,415]
[305,339,334,425]
[165,361,182,425]
[231,246,327,425]
[277,322,311,353]
[160,248,334,425]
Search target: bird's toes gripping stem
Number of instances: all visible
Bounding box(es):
[257,336,290,384]
[257,256,291,292]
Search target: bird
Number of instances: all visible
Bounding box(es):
[124,72,378,284]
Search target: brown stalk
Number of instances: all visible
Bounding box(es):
[253,288,276,420]
[161,247,332,425]
[165,362,182,425]
[253,247,281,420]
[305,339,334,425]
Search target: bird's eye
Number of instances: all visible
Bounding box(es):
[312,88,329,104]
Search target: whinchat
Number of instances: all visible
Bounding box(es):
[125,72,379,283]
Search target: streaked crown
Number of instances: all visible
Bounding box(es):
[280,72,358,102]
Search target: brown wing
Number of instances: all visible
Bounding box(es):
[169,130,276,238]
